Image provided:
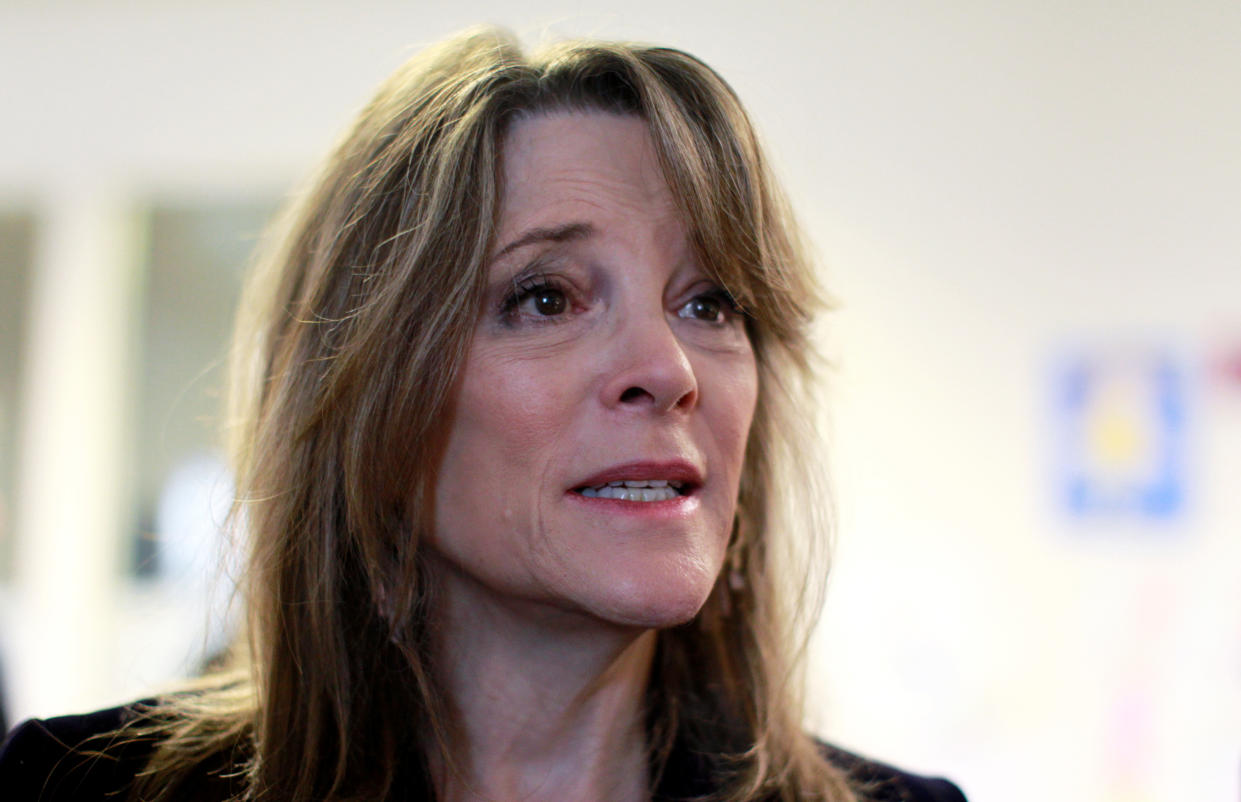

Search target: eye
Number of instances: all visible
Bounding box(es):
[676,290,739,325]
[500,274,572,323]
[526,287,567,316]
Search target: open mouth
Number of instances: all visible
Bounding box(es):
[572,479,691,502]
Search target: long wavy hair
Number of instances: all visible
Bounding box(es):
[129,26,855,802]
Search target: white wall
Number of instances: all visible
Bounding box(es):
[1,2,1238,801]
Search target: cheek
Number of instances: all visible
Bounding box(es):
[709,354,759,469]
[441,352,578,505]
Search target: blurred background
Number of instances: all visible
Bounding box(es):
[0,1,1238,800]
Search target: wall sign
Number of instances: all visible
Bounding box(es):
[1056,350,1187,521]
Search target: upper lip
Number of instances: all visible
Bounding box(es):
[572,459,704,490]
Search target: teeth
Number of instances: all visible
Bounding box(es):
[580,485,679,502]
[620,479,672,488]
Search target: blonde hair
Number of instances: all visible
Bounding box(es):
[131,26,855,802]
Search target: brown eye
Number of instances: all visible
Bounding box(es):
[501,276,572,323]
[678,295,724,323]
[532,288,567,316]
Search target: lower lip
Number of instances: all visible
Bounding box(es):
[565,490,700,518]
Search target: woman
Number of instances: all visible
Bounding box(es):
[1,27,967,802]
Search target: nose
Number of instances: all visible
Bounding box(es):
[600,315,698,414]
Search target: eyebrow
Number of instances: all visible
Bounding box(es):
[492,221,595,262]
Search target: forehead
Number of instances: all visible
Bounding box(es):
[497,111,680,237]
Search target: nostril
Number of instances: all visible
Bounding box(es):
[619,386,649,403]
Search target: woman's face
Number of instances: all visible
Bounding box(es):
[430,111,758,629]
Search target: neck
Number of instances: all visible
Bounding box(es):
[427,563,656,802]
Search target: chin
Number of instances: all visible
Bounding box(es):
[585,560,721,630]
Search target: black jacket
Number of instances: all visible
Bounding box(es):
[1,703,968,801]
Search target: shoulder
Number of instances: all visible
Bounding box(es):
[818,741,969,802]
[0,702,158,802]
